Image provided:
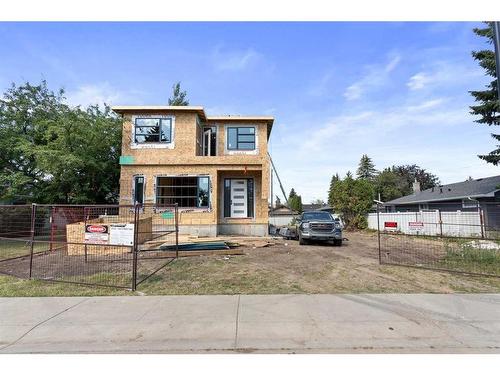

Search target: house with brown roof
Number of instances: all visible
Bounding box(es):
[112,106,274,236]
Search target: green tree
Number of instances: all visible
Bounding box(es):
[393,164,439,194]
[327,173,340,207]
[168,82,189,106]
[374,168,407,202]
[330,173,374,229]
[356,154,378,180]
[288,188,303,213]
[36,105,122,203]
[0,81,65,202]
[470,22,500,164]
[0,80,122,204]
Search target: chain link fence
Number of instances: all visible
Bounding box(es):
[0,203,178,290]
[376,202,500,277]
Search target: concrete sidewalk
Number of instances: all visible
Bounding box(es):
[1,294,500,353]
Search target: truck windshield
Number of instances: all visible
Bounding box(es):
[302,212,332,221]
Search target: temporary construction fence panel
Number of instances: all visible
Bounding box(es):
[0,203,179,290]
[375,202,500,277]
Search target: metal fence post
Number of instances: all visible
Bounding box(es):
[49,205,54,252]
[438,209,443,237]
[28,203,37,279]
[175,204,179,258]
[377,203,382,265]
[479,207,485,239]
[131,203,139,291]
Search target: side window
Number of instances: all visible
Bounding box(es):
[135,118,172,143]
[133,176,144,205]
[227,127,255,150]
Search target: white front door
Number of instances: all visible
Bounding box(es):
[230,179,247,218]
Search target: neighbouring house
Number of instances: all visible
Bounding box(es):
[381,175,500,234]
[269,206,299,226]
[302,204,333,213]
[112,106,274,237]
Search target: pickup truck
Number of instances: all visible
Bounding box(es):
[296,211,343,246]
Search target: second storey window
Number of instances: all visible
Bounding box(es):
[227,127,255,150]
[135,118,172,143]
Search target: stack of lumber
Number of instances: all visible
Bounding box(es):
[141,235,277,256]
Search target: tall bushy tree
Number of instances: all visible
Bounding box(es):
[393,164,439,193]
[374,168,407,202]
[330,172,374,229]
[470,22,500,165]
[0,81,65,202]
[356,154,378,180]
[0,80,122,204]
[168,82,189,106]
[288,188,303,213]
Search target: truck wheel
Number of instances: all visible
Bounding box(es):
[334,239,342,246]
[299,234,308,245]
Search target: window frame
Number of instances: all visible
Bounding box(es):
[134,117,172,144]
[226,126,256,151]
[155,176,210,209]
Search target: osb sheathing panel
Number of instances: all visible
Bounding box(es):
[119,111,271,226]
[119,166,268,225]
[66,216,152,255]
[121,113,269,166]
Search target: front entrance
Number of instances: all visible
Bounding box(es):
[230,179,248,218]
[223,178,254,218]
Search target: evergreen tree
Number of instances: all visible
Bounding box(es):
[287,188,303,213]
[327,173,340,207]
[168,82,189,106]
[356,154,378,180]
[470,22,500,165]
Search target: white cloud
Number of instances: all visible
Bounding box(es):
[297,98,464,155]
[407,72,431,90]
[406,60,482,92]
[65,82,141,107]
[211,46,263,72]
[407,98,446,111]
[343,53,401,101]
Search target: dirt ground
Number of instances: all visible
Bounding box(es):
[1,230,500,296]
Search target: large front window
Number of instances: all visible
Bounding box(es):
[156,176,210,208]
[227,127,255,150]
[135,118,172,143]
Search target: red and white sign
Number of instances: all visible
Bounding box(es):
[384,221,398,231]
[86,225,108,233]
[85,224,109,244]
[408,221,424,231]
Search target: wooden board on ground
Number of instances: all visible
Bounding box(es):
[147,248,244,257]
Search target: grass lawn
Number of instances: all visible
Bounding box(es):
[0,239,49,260]
[1,231,500,297]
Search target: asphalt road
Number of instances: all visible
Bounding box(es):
[1,294,500,353]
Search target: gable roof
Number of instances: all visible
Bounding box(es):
[385,175,500,205]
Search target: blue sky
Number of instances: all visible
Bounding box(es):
[0,22,498,202]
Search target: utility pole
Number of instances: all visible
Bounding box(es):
[267,151,288,206]
[494,22,500,102]
[270,167,274,209]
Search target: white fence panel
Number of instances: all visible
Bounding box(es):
[269,215,297,226]
[367,210,482,237]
